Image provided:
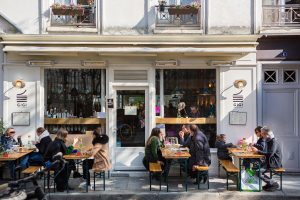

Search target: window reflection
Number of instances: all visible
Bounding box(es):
[155,69,217,147]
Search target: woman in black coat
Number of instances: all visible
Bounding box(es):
[44,128,70,192]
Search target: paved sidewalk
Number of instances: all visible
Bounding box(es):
[45,172,300,200]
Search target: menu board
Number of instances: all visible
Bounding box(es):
[229,111,247,125]
[11,112,30,126]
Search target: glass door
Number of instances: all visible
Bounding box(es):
[114,89,148,170]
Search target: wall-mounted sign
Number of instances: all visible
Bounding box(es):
[107,98,114,108]
[16,90,28,108]
[229,111,247,125]
[233,94,244,108]
[12,112,30,126]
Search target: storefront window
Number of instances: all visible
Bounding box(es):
[155,69,217,147]
[44,69,106,134]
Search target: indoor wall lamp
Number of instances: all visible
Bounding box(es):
[27,60,55,67]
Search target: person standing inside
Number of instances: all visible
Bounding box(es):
[251,126,282,191]
[189,105,201,118]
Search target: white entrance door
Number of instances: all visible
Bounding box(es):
[113,87,148,170]
[262,67,300,172]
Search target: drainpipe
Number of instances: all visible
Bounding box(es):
[38,0,42,34]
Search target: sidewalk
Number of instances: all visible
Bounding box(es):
[45,172,300,200]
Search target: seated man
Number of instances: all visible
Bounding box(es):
[215,134,236,161]
[251,126,282,192]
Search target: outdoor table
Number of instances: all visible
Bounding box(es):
[0,149,34,180]
[63,154,91,193]
[228,148,264,192]
[161,147,191,192]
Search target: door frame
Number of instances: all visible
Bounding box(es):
[111,86,149,170]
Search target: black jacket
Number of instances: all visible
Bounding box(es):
[253,137,265,151]
[215,140,234,160]
[36,136,52,156]
[187,131,211,168]
[258,138,282,169]
[44,138,67,162]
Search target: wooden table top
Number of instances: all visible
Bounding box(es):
[0,149,34,161]
[63,154,91,160]
[228,148,264,159]
[161,148,191,159]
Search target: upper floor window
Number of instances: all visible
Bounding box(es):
[50,0,96,27]
[283,70,297,83]
[155,0,202,29]
[262,0,300,27]
[264,70,278,84]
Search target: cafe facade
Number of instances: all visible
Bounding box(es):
[0,34,261,173]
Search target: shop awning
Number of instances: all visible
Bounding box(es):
[3,46,256,56]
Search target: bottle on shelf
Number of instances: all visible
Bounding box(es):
[53,107,57,118]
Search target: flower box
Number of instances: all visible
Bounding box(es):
[168,7,199,16]
[52,7,85,16]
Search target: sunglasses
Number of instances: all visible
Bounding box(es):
[9,131,16,134]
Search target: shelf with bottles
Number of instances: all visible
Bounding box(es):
[45,124,101,135]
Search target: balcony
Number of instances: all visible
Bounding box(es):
[262,4,300,27]
[154,4,202,34]
[50,4,96,28]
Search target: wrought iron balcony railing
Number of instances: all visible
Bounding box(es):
[50,5,96,27]
[155,5,201,28]
[262,4,300,27]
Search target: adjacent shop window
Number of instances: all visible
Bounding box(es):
[264,70,278,84]
[155,69,217,147]
[283,70,297,83]
[44,69,105,134]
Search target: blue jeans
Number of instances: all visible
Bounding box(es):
[28,152,44,166]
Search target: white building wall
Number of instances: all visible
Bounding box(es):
[3,66,41,143]
[207,0,253,34]
[0,0,39,34]
[103,0,148,35]
[219,65,257,144]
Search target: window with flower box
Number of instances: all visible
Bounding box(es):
[155,0,203,29]
[50,0,96,27]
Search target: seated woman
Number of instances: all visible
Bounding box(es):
[142,128,165,180]
[215,134,236,161]
[79,130,111,189]
[44,128,76,192]
[0,127,29,178]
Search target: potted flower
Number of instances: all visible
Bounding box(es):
[168,2,200,17]
[69,3,85,16]
[51,3,70,16]
[158,0,167,12]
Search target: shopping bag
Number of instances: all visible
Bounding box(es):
[241,168,260,191]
